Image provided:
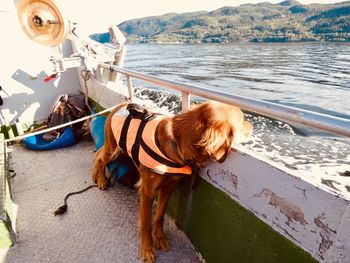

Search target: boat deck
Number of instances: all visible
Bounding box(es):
[0,141,202,263]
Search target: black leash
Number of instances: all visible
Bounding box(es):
[54,173,115,216]
[53,184,98,216]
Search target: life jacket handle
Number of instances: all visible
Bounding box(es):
[126,103,155,121]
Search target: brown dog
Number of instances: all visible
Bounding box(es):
[92,101,252,263]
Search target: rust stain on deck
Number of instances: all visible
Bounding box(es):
[255,188,308,226]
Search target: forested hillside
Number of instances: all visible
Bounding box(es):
[91,0,350,43]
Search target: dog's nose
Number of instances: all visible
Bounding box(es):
[217,155,227,163]
[232,121,253,145]
[215,149,229,163]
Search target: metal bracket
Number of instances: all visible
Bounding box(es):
[50,56,83,73]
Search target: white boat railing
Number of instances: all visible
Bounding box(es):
[99,63,350,138]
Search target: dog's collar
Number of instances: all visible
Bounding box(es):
[170,140,198,169]
[170,140,184,164]
[154,127,185,166]
[169,138,201,180]
[155,122,195,172]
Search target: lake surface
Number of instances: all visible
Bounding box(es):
[123,43,350,195]
[125,43,350,119]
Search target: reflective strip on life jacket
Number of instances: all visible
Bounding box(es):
[111,113,192,176]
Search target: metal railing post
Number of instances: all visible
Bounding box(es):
[126,76,134,100]
[181,91,191,112]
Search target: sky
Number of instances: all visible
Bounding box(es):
[2,0,348,33]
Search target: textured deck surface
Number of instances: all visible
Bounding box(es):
[0,141,201,263]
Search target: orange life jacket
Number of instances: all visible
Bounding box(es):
[111,110,192,176]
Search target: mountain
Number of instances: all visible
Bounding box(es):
[90,1,350,43]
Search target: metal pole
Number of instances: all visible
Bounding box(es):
[126,76,134,100]
[181,91,191,112]
[100,63,350,138]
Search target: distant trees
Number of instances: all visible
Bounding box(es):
[90,1,350,43]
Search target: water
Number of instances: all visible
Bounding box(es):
[122,43,350,196]
[125,43,350,119]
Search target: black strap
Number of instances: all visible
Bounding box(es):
[131,119,148,167]
[119,114,132,152]
[140,140,184,168]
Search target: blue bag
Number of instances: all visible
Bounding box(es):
[22,127,77,150]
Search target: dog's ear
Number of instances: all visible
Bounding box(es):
[196,123,234,155]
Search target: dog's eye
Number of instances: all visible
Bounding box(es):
[194,144,209,156]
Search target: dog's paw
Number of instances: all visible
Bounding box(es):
[92,171,98,184]
[153,233,169,251]
[140,245,156,263]
[97,176,108,190]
